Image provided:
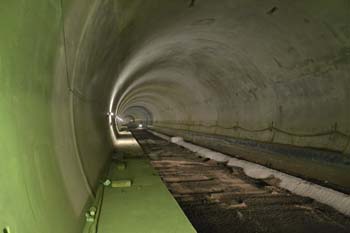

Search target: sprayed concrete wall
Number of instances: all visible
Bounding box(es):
[116,0,350,154]
[0,1,115,232]
[1,0,350,233]
[114,0,350,193]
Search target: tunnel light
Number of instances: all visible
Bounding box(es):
[115,115,124,122]
[138,124,143,128]
[107,112,114,117]
[116,138,137,146]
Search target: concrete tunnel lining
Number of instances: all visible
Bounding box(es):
[114,6,350,152]
[121,106,153,124]
[1,0,350,233]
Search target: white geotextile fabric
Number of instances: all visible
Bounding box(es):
[148,130,350,216]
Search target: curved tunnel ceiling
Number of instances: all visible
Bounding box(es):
[1,1,350,233]
[105,0,350,153]
[122,106,153,124]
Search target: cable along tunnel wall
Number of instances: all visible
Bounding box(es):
[115,0,350,193]
[115,0,350,154]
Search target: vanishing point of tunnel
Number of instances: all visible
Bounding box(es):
[1,1,350,233]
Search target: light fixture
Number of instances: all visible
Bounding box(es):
[116,115,124,122]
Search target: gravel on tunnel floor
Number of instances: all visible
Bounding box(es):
[132,129,350,233]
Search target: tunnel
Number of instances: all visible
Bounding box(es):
[1,0,350,233]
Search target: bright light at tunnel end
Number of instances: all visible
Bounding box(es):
[107,112,125,122]
[116,115,124,122]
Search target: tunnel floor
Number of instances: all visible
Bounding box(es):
[97,131,195,233]
[132,130,350,233]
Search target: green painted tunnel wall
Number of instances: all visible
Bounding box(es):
[0,1,113,232]
[0,0,350,233]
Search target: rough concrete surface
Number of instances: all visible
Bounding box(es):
[135,130,350,233]
[1,1,350,233]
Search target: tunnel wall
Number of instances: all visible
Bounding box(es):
[0,1,114,233]
[115,0,350,191]
[121,106,153,126]
[115,0,350,154]
[150,125,350,193]
[1,0,350,232]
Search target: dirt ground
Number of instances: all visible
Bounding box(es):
[133,130,350,233]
